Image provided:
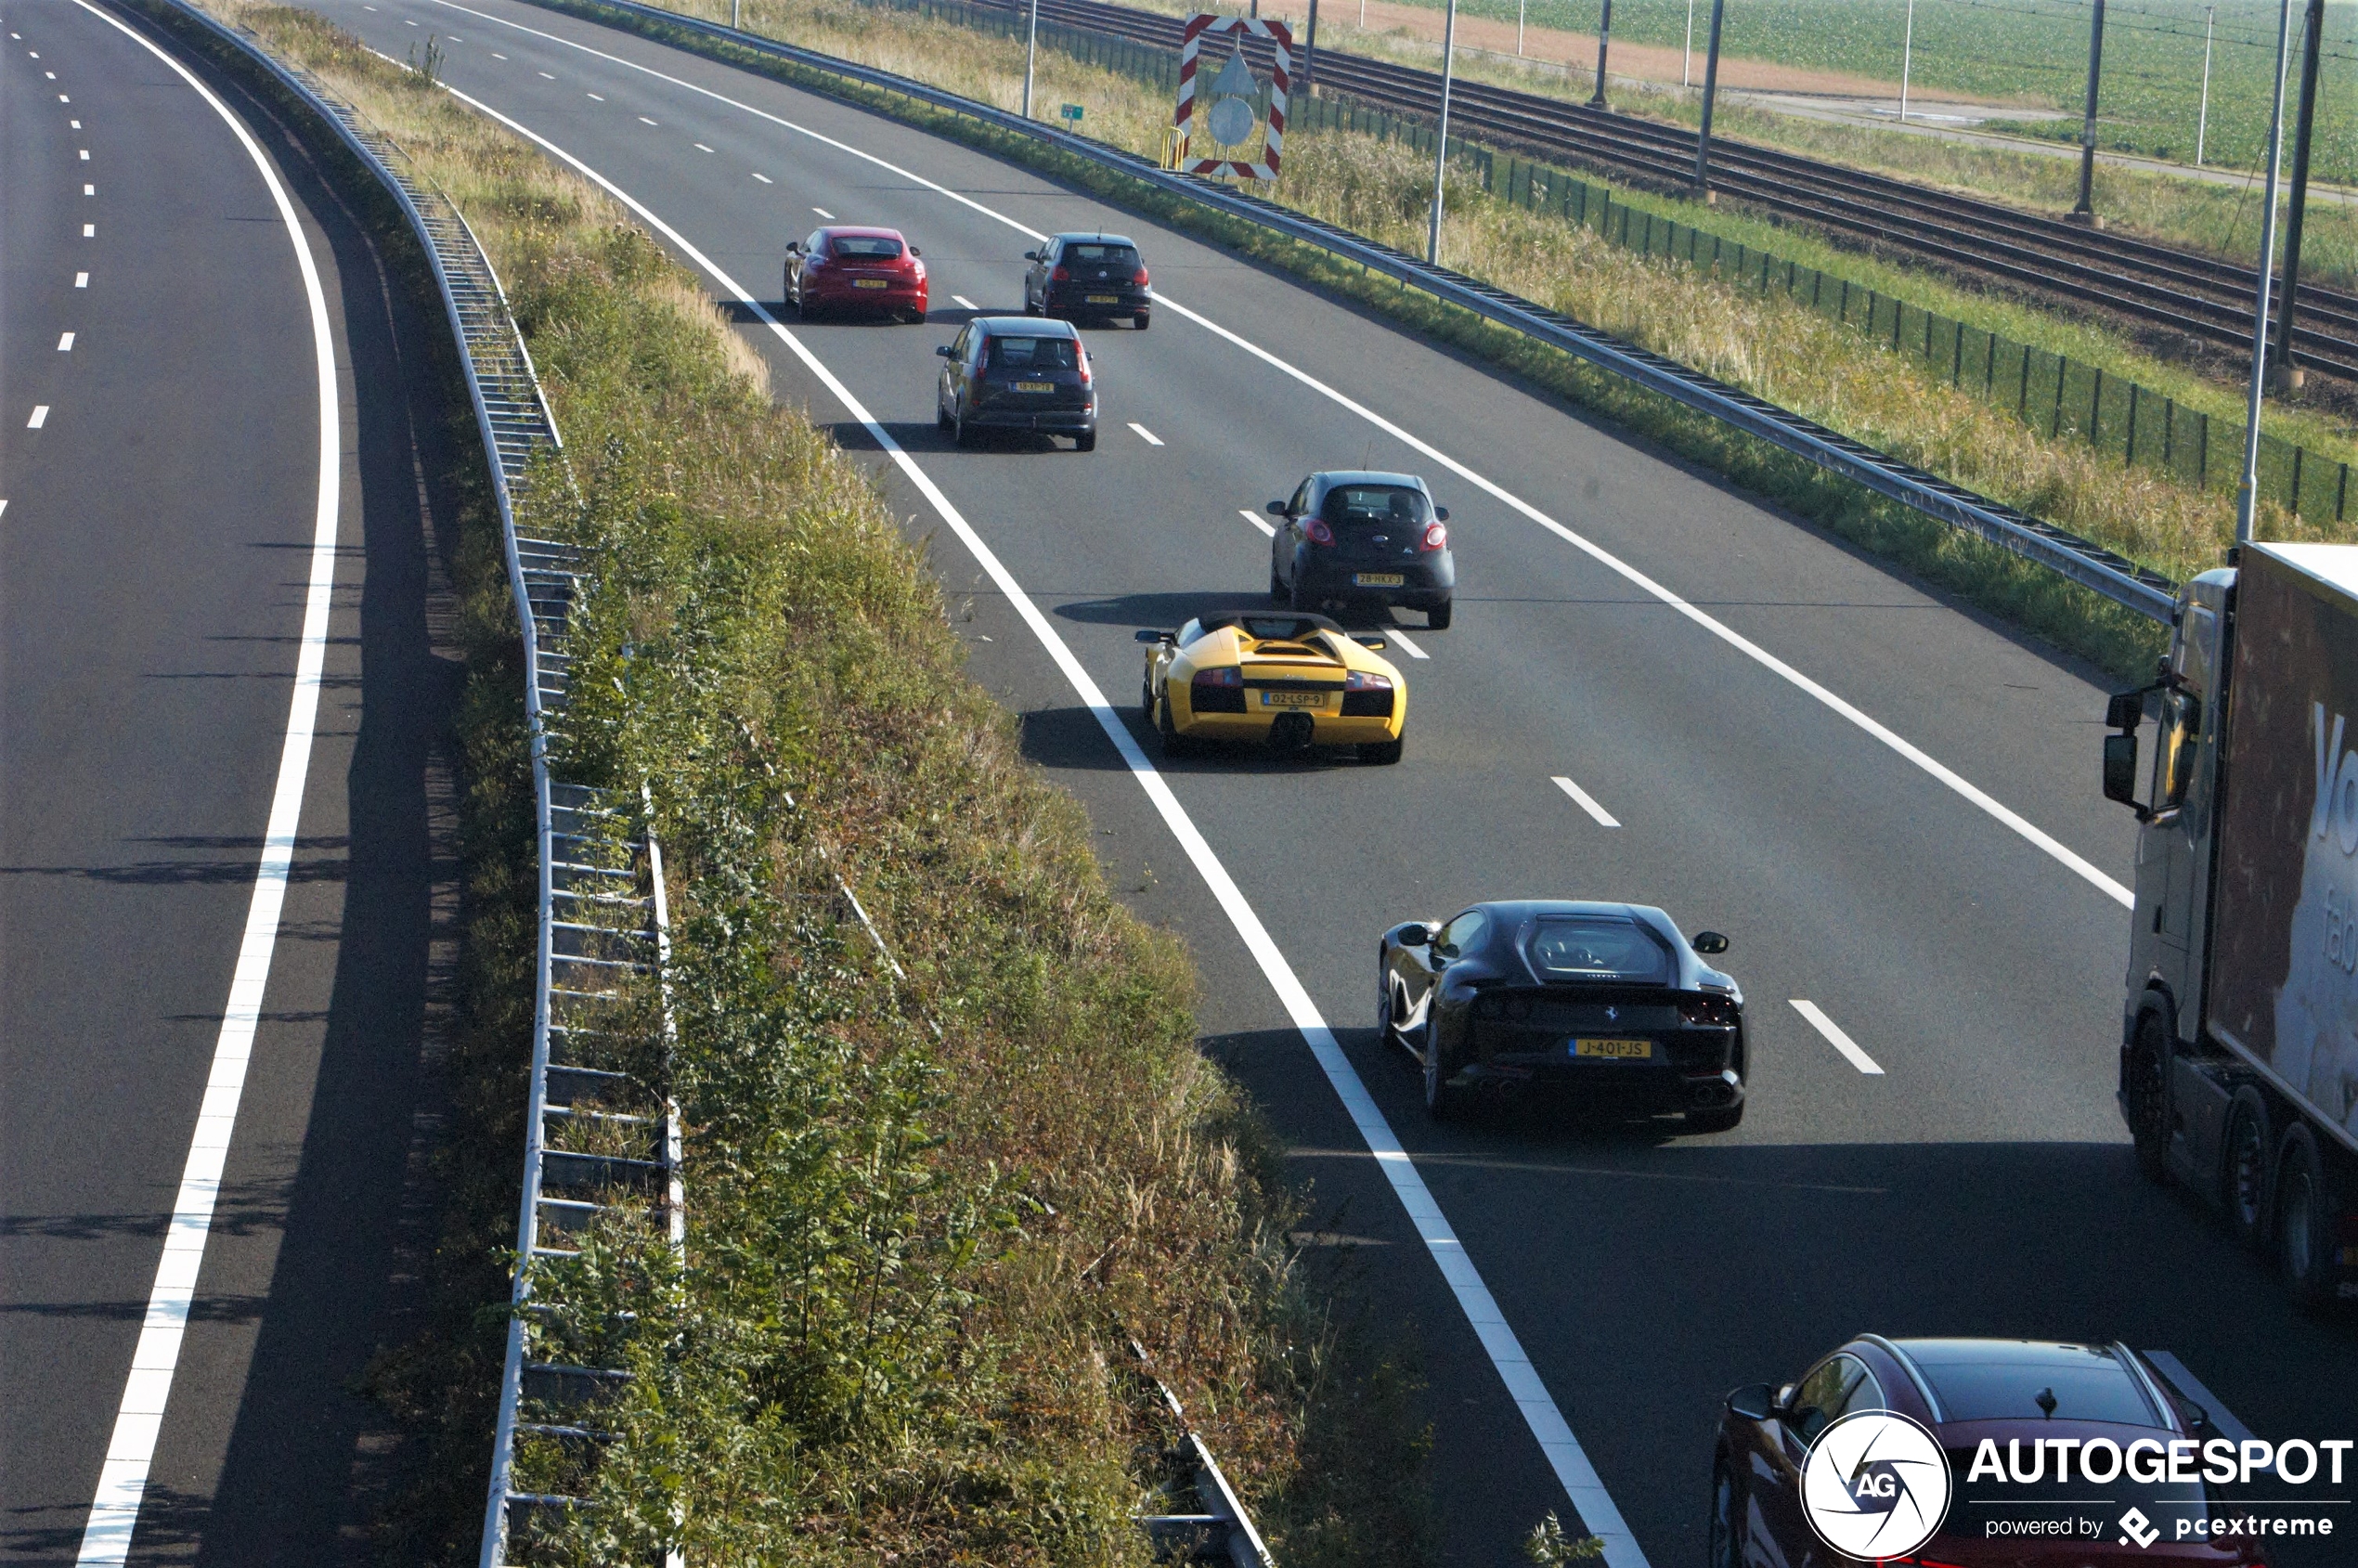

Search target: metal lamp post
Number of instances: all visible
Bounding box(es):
[1692,0,1726,196]
[2071,0,2106,220]
[1898,0,1914,123]
[1589,0,1613,106]
[2235,0,2300,542]
[1022,0,1040,117]
[1429,0,1458,264]
[2196,4,2214,167]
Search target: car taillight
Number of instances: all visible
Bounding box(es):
[1304,518,1336,546]
[1078,347,1092,386]
[1421,521,1448,552]
[1344,671,1392,693]
[1051,264,1070,281]
[1194,667,1242,688]
[1679,995,1738,1027]
[1133,266,1150,286]
[976,343,989,370]
[1190,666,1246,713]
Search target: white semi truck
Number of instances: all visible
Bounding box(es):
[2104,539,2358,1308]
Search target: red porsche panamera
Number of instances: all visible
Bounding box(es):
[783,226,927,322]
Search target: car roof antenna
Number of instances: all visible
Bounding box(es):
[2035,1386,2057,1418]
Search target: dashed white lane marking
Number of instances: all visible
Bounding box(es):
[79,148,88,158]
[749,170,771,183]
[1385,626,1429,659]
[58,93,68,101]
[637,114,657,124]
[58,332,74,351]
[0,499,8,517]
[811,205,834,218]
[1550,775,1621,827]
[74,271,87,287]
[423,45,1648,1560]
[70,118,80,127]
[1127,421,1162,446]
[491,49,506,57]
[27,406,49,429]
[585,90,602,98]
[951,292,977,309]
[404,16,418,23]
[1237,507,1276,538]
[82,223,93,236]
[537,69,553,76]
[84,184,93,195]
[693,140,711,150]
[1791,1000,1885,1075]
[45,70,54,78]
[65,1,342,1562]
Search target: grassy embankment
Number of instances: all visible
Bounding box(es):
[174,1,1435,1561]
[1167,0,2358,291]
[622,0,2278,670]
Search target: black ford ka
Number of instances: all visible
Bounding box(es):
[1376,901,1746,1129]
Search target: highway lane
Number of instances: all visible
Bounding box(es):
[0,3,462,1562]
[302,2,2356,1561]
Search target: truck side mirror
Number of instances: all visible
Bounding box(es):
[2106,691,2145,731]
[2104,732,2142,808]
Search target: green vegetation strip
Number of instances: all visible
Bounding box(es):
[157,1,1434,1561]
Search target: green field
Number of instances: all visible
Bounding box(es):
[1382,0,2358,183]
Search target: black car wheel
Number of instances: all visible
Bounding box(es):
[1134,311,1150,330]
[797,290,815,322]
[1156,693,1195,758]
[1422,1020,1462,1121]
[1289,573,1319,614]
[953,407,976,448]
[1376,978,1397,1048]
[1269,558,1288,603]
[1427,598,1454,630]
[1707,1458,1743,1568]
[2126,1007,2171,1186]
[2223,1088,2273,1250]
[1075,431,1097,453]
[1358,738,1405,766]
[937,396,953,432]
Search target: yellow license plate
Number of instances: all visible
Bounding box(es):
[1574,1038,1654,1060]
[1260,691,1323,708]
[1354,572,1406,587]
[853,279,890,289]
[1086,293,1120,304]
[1015,381,1056,393]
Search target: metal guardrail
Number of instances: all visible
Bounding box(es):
[131,5,681,1562]
[565,0,2179,624]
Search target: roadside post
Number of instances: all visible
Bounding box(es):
[2070,0,2106,223]
[2235,0,2300,542]
[1588,0,1611,105]
[1429,0,1458,261]
[1022,0,1039,116]
[1692,0,1726,200]
[2271,0,2326,390]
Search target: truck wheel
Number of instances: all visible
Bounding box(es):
[2125,1010,2171,1186]
[2275,1128,2341,1313]
[2223,1088,2274,1251]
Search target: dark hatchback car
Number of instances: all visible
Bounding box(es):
[936,317,1097,450]
[1269,472,1457,628]
[1713,1337,2266,1567]
[1377,901,1744,1125]
[1023,232,1150,328]
[783,226,927,322]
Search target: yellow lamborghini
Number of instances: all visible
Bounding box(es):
[1137,613,1406,763]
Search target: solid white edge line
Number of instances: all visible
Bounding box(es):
[426,0,2130,915]
[1237,507,1275,538]
[1126,421,1161,446]
[66,2,340,1563]
[1791,999,1885,1075]
[1551,774,1621,828]
[432,83,1652,1568]
[1385,626,1429,659]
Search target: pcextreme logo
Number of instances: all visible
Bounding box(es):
[1801,1410,1953,1560]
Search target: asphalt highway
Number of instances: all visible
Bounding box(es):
[292,1,2356,1561]
[0,3,460,1562]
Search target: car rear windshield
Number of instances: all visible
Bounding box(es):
[1322,486,1431,530]
[831,236,903,258]
[1524,918,1670,983]
[1064,243,1138,267]
[986,335,1077,370]
[1908,1345,2158,1426]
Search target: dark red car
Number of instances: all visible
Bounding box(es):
[1712,1337,2268,1566]
[784,226,926,322]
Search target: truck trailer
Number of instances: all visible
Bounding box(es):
[2104,540,2358,1308]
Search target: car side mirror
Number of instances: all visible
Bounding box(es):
[1396,926,1431,946]
[936,344,954,357]
[1726,1383,1777,1423]
[1359,637,1388,651]
[910,246,922,257]
[786,241,801,253]
[1691,931,1730,955]
[1134,628,1163,642]
[1433,505,1450,522]
[1267,500,1289,517]
[1023,250,1040,261]
[2106,690,2145,731]
[2104,732,2142,809]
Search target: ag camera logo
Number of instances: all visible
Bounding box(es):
[1801,1410,1953,1560]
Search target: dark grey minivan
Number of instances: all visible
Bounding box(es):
[936,317,1098,451]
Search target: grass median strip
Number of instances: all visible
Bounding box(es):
[162,1,1437,1560]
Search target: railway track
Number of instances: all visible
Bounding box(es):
[976,0,2358,383]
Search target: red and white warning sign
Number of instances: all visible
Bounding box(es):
[1173,14,1289,182]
